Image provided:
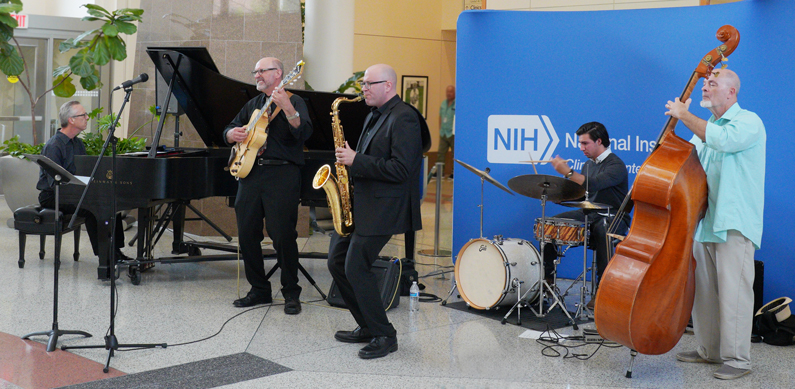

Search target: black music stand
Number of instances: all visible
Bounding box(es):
[21,154,92,351]
[60,85,166,373]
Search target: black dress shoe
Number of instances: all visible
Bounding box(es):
[358,336,398,359]
[115,250,132,262]
[284,297,301,315]
[233,291,273,308]
[334,326,373,343]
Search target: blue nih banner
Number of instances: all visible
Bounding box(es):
[453,0,794,300]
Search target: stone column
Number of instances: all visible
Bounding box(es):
[304,0,355,92]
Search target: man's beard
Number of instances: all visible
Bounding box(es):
[700,99,713,108]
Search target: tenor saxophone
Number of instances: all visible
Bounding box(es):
[312,95,362,237]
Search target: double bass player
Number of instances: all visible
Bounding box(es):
[666,68,766,380]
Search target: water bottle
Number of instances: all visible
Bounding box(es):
[409,281,420,312]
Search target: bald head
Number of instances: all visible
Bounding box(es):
[700,68,741,116]
[362,64,398,108]
[716,68,740,95]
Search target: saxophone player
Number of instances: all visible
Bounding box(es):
[328,64,426,359]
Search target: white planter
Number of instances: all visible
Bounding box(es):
[1,155,40,216]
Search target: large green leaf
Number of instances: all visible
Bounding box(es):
[70,28,99,46]
[0,42,23,75]
[52,64,70,78]
[114,20,137,35]
[101,23,118,37]
[79,68,100,90]
[0,11,19,29]
[92,36,111,66]
[0,3,23,16]
[106,36,126,61]
[52,74,76,97]
[117,8,144,17]
[0,21,13,41]
[85,8,106,19]
[83,4,111,17]
[58,38,76,53]
[68,49,93,77]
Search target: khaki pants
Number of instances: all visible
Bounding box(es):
[692,230,755,369]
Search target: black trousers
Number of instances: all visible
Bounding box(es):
[234,163,302,300]
[328,231,396,338]
[542,210,628,286]
[39,196,124,256]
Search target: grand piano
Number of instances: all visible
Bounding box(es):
[60,47,370,280]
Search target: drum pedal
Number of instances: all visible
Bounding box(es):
[583,328,616,344]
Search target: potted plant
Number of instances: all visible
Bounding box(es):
[0,2,144,213]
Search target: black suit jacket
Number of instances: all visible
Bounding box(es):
[349,95,424,236]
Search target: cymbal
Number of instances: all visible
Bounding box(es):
[507,174,585,202]
[455,159,514,195]
[559,200,612,210]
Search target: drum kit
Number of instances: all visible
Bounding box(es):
[446,160,612,329]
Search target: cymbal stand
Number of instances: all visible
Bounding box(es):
[500,187,578,330]
[573,212,591,320]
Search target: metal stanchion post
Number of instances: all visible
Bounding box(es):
[419,162,451,278]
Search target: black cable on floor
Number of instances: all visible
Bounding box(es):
[535,325,621,360]
[118,298,327,351]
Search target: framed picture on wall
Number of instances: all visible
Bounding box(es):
[401,75,428,118]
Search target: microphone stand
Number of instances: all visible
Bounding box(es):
[61,85,166,373]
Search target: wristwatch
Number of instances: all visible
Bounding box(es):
[286,111,300,120]
[565,169,574,179]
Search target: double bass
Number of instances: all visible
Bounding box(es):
[594,25,740,355]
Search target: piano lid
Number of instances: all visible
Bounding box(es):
[147,47,260,148]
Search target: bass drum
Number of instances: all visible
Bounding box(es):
[454,237,543,310]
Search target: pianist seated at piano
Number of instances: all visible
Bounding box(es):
[222,57,313,313]
[36,101,130,262]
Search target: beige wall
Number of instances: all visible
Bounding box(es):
[354,1,456,153]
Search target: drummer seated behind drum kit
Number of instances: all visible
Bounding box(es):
[452,122,630,326]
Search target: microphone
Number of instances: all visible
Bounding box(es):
[113,73,149,91]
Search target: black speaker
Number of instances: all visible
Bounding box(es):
[327,257,401,310]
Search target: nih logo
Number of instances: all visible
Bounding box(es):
[487,115,559,164]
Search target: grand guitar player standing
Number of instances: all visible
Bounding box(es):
[223,57,313,314]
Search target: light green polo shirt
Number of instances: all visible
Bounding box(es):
[690,102,766,249]
[439,99,455,138]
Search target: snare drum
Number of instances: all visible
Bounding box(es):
[534,217,586,246]
[454,237,543,309]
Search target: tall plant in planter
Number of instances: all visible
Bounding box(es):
[0,1,143,145]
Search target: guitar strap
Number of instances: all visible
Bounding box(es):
[267,90,294,121]
[258,90,295,155]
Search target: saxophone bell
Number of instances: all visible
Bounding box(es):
[312,164,354,236]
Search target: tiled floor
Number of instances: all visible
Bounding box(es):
[1,177,793,388]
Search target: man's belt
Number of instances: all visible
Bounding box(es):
[257,158,291,166]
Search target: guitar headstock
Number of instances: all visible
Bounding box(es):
[279,60,305,88]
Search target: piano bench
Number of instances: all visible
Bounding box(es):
[13,205,86,269]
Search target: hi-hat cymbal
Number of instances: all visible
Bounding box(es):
[507,174,585,202]
[455,159,513,195]
[559,200,612,210]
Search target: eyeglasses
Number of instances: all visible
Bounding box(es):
[357,80,387,89]
[251,68,278,76]
[71,113,89,119]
